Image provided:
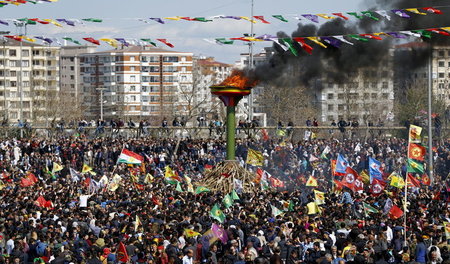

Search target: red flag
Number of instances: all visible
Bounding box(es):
[261,129,269,141]
[20,172,38,187]
[341,167,363,192]
[408,143,426,161]
[83,177,91,188]
[36,196,52,208]
[332,13,349,20]
[427,28,450,36]
[157,39,174,48]
[422,7,443,14]
[370,178,386,196]
[30,18,50,24]
[117,242,129,262]
[292,37,313,54]
[83,37,100,45]
[407,173,421,188]
[204,164,213,170]
[420,173,431,186]
[253,16,270,24]
[333,179,344,191]
[389,205,403,219]
[270,177,285,188]
[180,17,195,21]
[254,168,263,184]
[359,34,382,40]
[5,35,23,42]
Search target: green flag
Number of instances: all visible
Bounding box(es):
[407,159,424,174]
[231,190,240,200]
[82,18,103,23]
[18,18,37,25]
[261,180,269,191]
[280,38,298,56]
[347,12,363,19]
[363,202,379,215]
[271,205,283,217]
[194,17,212,22]
[412,30,432,39]
[141,39,157,47]
[195,186,210,194]
[176,182,183,192]
[165,178,178,185]
[26,0,38,4]
[215,38,234,45]
[223,194,233,209]
[288,200,295,212]
[276,129,286,137]
[361,11,379,21]
[272,15,288,22]
[347,34,369,42]
[210,204,225,223]
[63,37,82,45]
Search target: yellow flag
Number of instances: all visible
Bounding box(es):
[409,125,422,143]
[52,162,63,173]
[100,175,109,186]
[82,164,93,173]
[405,8,427,15]
[307,202,321,215]
[144,173,154,184]
[100,38,118,48]
[317,14,335,19]
[43,19,62,27]
[240,16,257,23]
[246,148,264,166]
[307,37,327,48]
[444,222,450,241]
[360,170,370,184]
[184,229,201,237]
[135,215,141,232]
[0,180,5,190]
[314,190,325,205]
[390,174,405,188]
[306,176,318,187]
[164,16,181,21]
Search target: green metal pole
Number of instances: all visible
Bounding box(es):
[226,105,236,160]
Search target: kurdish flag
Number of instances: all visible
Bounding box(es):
[117,149,144,164]
[210,204,226,223]
[407,159,424,174]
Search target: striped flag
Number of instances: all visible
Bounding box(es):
[117,149,144,164]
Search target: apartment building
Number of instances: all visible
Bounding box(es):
[194,56,232,121]
[0,39,60,124]
[60,45,97,101]
[80,46,193,121]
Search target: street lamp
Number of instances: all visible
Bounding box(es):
[96,87,107,120]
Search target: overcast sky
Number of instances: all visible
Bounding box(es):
[1,0,371,63]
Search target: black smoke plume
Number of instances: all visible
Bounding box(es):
[249,0,450,87]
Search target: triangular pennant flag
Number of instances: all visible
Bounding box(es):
[253,15,270,24]
[157,39,174,48]
[272,15,288,22]
[271,205,283,217]
[307,37,327,48]
[52,162,63,173]
[332,13,349,20]
[306,176,318,187]
[405,8,426,15]
[83,37,100,45]
[361,11,379,21]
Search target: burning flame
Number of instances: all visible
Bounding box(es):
[217,70,258,89]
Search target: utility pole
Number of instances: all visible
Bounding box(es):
[427,48,434,184]
[248,0,255,121]
[2,39,7,125]
[14,21,26,137]
[96,87,106,120]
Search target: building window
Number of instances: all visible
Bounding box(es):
[142,96,149,102]
[130,56,135,62]
[337,93,344,100]
[130,106,136,111]
[163,56,178,62]
[130,66,135,71]
[130,76,136,82]
[130,95,136,101]
[382,93,389,99]
[338,104,345,110]
[327,94,334,100]
[371,93,377,99]
[150,86,159,92]
[328,104,334,111]
[130,85,136,91]
[9,50,16,56]
[382,82,388,89]
[150,96,159,102]
[22,50,29,57]
[438,60,445,67]
[438,50,445,57]
[439,72,445,78]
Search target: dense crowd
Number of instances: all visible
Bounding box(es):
[0,135,448,264]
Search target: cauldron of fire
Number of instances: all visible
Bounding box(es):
[210,70,256,161]
[200,70,259,193]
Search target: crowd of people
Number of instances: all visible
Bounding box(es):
[0,133,448,264]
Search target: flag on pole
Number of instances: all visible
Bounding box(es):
[406,173,421,187]
[231,190,240,200]
[335,154,349,175]
[117,242,129,263]
[307,202,321,215]
[371,178,386,196]
[117,149,144,164]
[408,143,426,161]
[388,204,404,219]
[210,204,225,223]
[184,229,201,238]
[223,194,233,209]
[369,157,382,183]
[211,223,228,244]
[407,159,424,174]
[195,186,210,194]
[52,162,63,173]
[135,215,141,232]
[176,182,183,192]
[271,205,284,217]
[408,125,422,143]
[389,173,405,188]
[20,172,38,187]
[306,176,318,187]
[82,164,93,173]
[246,148,264,166]
[314,190,325,205]
[363,202,379,215]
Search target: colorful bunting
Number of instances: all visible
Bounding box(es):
[253,16,270,24]
[361,11,379,21]
[157,39,174,48]
[392,9,410,18]
[302,14,319,23]
[332,13,349,20]
[272,15,288,22]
